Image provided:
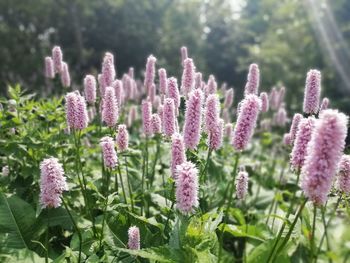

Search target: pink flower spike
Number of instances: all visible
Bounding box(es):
[151,113,162,134]
[102,52,116,87]
[260,92,269,113]
[269,87,278,110]
[275,107,287,126]
[142,100,153,136]
[236,169,248,200]
[195,72,202,89]
[208,119,224,150]
[320,97,329,112]
[45,57,55,79]
[128,67,134,79]
[204,94,220,133]
[98,73,106,97]
[207,75,217,95]
[158,68,167,95]
[181,58,195,96]
[181,46,188,66]
[232,94,261,151]
[338,155,350,194]
[144,55,157,91]
[128,106,138,128]
[100,136,118,168]
[225,123,233,139]
[163,98,176,136]
[301,110,348,205]
[171,133,186,178]
[128,226,140,250]
[283,133,292,145]
[39,158,67,208]
[60,62,71,88]
[74,94,89,130]
[277,87,286,108]
[84,75,97,104]
[167,77,180,110]
[175,161,199,214]
[116,124,129,152]
[303,69,321,114]
[289,113,303,144]
[244,64,260,96]
[102,86,119,127]
[52,46,63,73]
[65,92,77,129]
[224,88,234,109]
[183,89,203,149]
[112,79,124,106]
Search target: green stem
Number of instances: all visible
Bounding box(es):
[141,137,148,216]
[218,153,240,263]
[99,169,111,251]
[150,136,161,186]
[164,182,175,238]
[117,165,128,205]
[314,196,342,263]
[125,156,134,213]
[200,148,212,184]
[45,208,49,263]
[62,198,82,263]
[271,198,308,262]
[310,205,317,261]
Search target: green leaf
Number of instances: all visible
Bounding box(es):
[0,193,36,249]
[116,247,175,262]
[247,239,290,263]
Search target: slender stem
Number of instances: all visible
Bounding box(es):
[271,198,308,263]
[117,165,128,205]
[311,205,317,261]
[99,169,111,251]
[200,148,212,184]
[45,208,49,263]
[218,153,240,263]
[315,196,342,263]
[164,182,175,238]
[150,136,161,186]
[62,198,82,263]
[141,137,148,216]
[125,156,134,213]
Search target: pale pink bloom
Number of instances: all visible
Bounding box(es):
[52,46,63,73]
[222,108,230,124]
[181,46,188,66]
[207,75,217,95]
[208,119,224,150]
[142,100,153,136]
[39,158,67,208]
[195,72,202,89]
[116,124,129,152]
[260,119,271,131]
[102,86,119,127]
[183,89,203,149]
[338,155,350,194]
[2,166,9,177]
[88,107,95,122]
[65,92,77,129]
[283,133,292,145]
[163,98,176,136]
[128,67,134,79]
[128,106,138,127]
[74,94,89,130]
[275,107,287,126]
[144,55,157,91]
[244,64,260,96]
[60,62,71,88]
[148,83,156,103]
[236,169,248,199]
[204,94,220,133]
[167,77,180,109]
[301,110,348,205]
[224,88,234,109]
[320,97,329,112]
[100,136,118,168]
[128,226,140,250]
[112,79,124,106]
[158,68,167,95]
[181,58,195,96]
[225,123,233,139]
[289,113,303,144]
[45,57,55,79]
[84,75,97,104]
[153,95,161,109]
[171,133,186,178]
[259,92,269,112]
[98,73,106,96]
[175,161,199,214]
[277,87,286,108]
[232,94,261,151]
[151,114,162,134]
[102,52,115,87]
[303,69,321,114]
[269,87,278,110]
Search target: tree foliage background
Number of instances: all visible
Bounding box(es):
[1,0,350,112]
